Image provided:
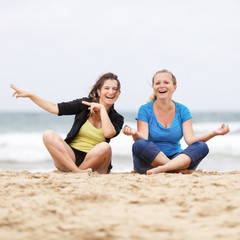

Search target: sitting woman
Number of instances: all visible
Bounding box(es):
[123,69,230,174]
[11,72,124,174]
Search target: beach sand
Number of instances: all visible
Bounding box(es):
[0,171,240,240]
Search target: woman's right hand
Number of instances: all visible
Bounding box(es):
[123,125,137,136]
[10,84,31,98]
[10,84,59,114]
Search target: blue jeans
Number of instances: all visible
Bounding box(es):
[132,139,209,174]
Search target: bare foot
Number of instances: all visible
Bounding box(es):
[178,169,203,174]
[146,166,163,175]
[146,170,153,175]
[72,168,92,173]
[147,168,203,175]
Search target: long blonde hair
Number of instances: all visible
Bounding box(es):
[148,69,177,102]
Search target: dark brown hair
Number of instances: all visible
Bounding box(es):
[88,72,121,102]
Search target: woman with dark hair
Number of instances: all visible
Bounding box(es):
[123,69,230,174]
[11,72,124,174]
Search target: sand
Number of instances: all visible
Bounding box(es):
[0,170,240,240]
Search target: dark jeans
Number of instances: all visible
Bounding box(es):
[132,139,209,174]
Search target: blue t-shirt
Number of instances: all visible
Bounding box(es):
[136,100,192,156]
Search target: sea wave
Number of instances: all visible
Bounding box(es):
[1,129,240,164]
[1,111,239,171]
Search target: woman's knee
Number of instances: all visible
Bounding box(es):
[97,142,112,155]
[195,141,209,157]
[133,153,151,174]
[42,130,56,145]
[132,139,148,156]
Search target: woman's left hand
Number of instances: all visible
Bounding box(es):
[214,124,230,136]
[82,101,104,114]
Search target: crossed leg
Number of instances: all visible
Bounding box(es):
[147,153,192,175]
[79,142,112,174]
[43,130,92,173]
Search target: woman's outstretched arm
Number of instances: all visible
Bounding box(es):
[10,84,59,114]
[183,119,230,145]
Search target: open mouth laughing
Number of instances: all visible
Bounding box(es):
[159,90,167,94]
[106,96,115,99]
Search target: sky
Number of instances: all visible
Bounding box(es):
[1,0,240,113]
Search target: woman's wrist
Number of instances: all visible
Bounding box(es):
[211,130,218,137]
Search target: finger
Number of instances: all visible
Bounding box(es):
[223,124,229,131]
[10,84,20,97]
[123,129,128,135]
[15,93,22,99]
[90,106,96,114]
[124,126,130,132]
[89,107,93,114]
[225,125,230,133]
[10,84,16,90]
[128,129,134,135]
[124,130,131,136]
[10,84,19,92]
[82,101,91,106]
[13,92,21,98]
[123,127,130,135]
[124,124,132,129]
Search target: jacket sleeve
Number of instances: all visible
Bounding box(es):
[111,112,124,138]
[58,97,90,116]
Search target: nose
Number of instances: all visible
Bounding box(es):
[109,88,114,94]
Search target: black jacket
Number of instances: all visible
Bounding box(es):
[58,97,124,144]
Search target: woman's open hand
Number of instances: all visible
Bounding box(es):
[214,124,230,136]
[123,125,137,136]
[10,84,31,98]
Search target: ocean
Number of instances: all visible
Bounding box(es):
[0,111,240,172]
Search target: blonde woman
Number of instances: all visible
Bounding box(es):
[123,69,230,174]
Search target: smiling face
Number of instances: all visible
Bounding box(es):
[153,72,177,100]
[97,79,121,107]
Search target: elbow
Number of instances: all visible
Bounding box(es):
[104,130,116,139]
[184,134,197,146]
[185,138,194,146]
[53,109,59,115]
[186,141,192,146]
[50,104,59,115]
[49,110,58,115]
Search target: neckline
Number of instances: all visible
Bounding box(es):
[86,120,102,130]
[152,100,176,129]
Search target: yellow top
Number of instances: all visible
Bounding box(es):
[69,120,106,153]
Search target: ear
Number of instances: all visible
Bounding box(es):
[97,89,100,97]
[174,84,177,92]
